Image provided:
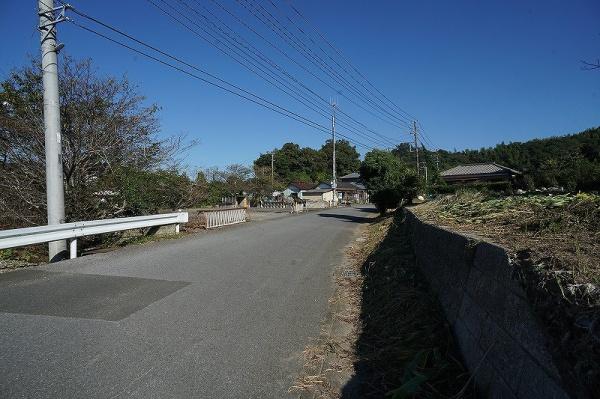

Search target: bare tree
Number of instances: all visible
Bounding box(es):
[0,56,190,227]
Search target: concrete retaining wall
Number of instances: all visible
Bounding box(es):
[404,209,571,398]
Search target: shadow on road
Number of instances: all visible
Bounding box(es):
[317,213,373,223]
[355,206,379,214]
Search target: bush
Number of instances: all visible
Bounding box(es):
[360,150,420,215]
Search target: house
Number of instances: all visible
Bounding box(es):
[440,163,521,184]
[336,181,369,204]
[283,182,316,199]
[302,188,335,208]
[336,172,369,204]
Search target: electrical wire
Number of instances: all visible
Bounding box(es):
[64,16,373,150]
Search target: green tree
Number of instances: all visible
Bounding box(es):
[360,150,419,215]
[320,139,361,178]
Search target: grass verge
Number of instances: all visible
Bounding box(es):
[291,211,473,399]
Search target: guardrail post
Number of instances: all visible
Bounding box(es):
[69,238,77,259]
[175,224,180,234]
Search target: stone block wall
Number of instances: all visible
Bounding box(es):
[404,210,571,398]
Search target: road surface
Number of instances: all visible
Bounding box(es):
[0,206,374,398]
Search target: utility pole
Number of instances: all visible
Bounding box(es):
[413,120,419,176]
[39,0,67,261]
[270,152,274,189]
[331,101,337,206]
[421,162,428,183]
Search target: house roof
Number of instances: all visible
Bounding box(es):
[339,172,360,180]
[440,163,521,178]
[303,188,332,194]
[288,181,316,190]
[336,181,366,191]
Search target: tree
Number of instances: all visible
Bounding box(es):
[392,127,600,192]
[360,150,419,215]
[0,56,190,227]
[253,139,360,186]
[320,139,360,179]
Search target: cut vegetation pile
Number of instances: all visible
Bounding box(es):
[413,192,600,396]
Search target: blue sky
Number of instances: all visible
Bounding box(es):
[1,0,599,172]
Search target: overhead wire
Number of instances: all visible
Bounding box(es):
[64,8,375,149]
[206,0,411,143]
[235,0,411,131]
[265,0,415,127]
[285,0,418,124]
[150,0,394,148]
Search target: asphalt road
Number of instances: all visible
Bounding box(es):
[0,206,374,398]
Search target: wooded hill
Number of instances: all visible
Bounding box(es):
[393,127,600,191]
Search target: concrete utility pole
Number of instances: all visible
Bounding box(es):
[331,102,337,205]
[39,0,67,261]
[413,120,419,177]
[270,152,274,188]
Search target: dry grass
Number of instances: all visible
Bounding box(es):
[291,212,473,399]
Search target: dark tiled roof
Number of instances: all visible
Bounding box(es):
[440,163,521,177]
[336,181,366,191]
[340,172,360,179]
[288,181,316,190]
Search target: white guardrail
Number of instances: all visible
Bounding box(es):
[0,212,188,259]
[203,208,247,229]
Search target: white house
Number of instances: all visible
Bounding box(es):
[282,182,317,199]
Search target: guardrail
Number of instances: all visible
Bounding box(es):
[0,212,188,259]
[202,208,247,229]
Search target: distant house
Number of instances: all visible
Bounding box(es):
[337,172,369,204]
[440,163,521,184]
[283,182,317,199]
[336,181,369,204]
[303,188,335,207]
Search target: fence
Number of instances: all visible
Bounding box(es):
[201,208,247,229]
[260,201,290,209]
[0,212,189,259]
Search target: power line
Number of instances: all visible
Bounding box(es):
[148,0,394,148]
[188,0,403,147]
[235,0,411,130]
[207,0,409,144]
[252,0,413,128]
[266,0,415,127]
[64,8,375,149]
[285,0,418,123]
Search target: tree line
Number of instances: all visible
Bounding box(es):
[0,56,362,229]
[3,55,597,228]
[253,140,361,187]
[392,128,600,191]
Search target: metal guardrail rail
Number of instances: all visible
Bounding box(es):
[0,212,188,259]
[203,208,247,229]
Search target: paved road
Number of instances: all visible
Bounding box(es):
[0,206,374,398]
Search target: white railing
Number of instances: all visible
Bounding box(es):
[0,212,188,259]
[202,208,247,229]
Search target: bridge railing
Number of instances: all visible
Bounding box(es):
[0,212,188,259]
[201,208,247,229]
